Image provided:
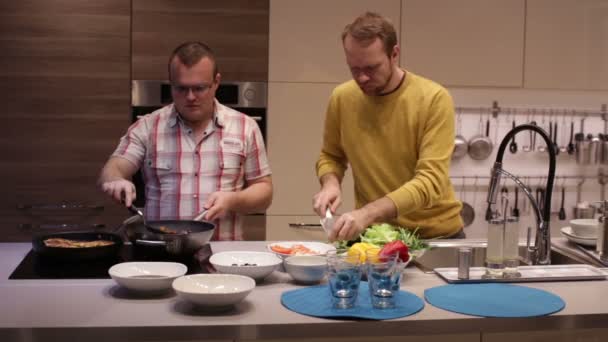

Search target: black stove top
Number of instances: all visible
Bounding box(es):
[9,244,212,280]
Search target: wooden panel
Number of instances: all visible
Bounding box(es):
[269,0,401,83]
[483,328,608,342]
[266,82,355,216]
[401,0,525,87]
[0,0,130,241]
[525,0,608,90]
[132,0,269,81]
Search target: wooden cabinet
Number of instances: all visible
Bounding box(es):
[132,0,269,81]
[401,0,525,87]
[483,328,608,342]
[266,82,355,217]
[0,0,131,241]
[524,0,608,90]
[269,0,401,83]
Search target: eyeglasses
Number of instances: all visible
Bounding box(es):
[171,83,213,95]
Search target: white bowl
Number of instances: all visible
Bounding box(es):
[284,255,327,284]
[109,262,187,292]
[569,218,599,238]
[172,274,255,307]
[209,251,282,281]
[267,241,336,258]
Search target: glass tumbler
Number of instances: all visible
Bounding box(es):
[365,248,402,309]
[326,249,362,309]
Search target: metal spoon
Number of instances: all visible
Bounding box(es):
[567,118,575,155]
[558,187,566,220]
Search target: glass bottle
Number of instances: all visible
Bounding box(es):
[503,216,521,277]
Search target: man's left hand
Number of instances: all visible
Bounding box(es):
[328,209,371,242]
[202,191,237,221]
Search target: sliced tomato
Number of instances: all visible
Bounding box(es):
[270,245,293,254]
[290,244,315,255]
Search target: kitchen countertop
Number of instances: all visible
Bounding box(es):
[1,240,608,341]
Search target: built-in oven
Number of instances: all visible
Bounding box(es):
[130,81,268,240]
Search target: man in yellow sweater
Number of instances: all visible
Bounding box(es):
[313,12,463,240]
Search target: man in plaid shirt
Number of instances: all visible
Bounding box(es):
[98,42,272,240]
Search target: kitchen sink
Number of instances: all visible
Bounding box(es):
[413,240,586,273]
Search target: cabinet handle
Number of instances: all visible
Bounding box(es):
[250,116,263,122]
[289,223,323,230]
[17,202,104,211]
[19,223,106,230]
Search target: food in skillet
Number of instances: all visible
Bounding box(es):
[43,238,115,248]
[158,226,179,234]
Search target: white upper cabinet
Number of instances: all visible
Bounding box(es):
[266,82,355,215]
[525,0,608,90]
[269,0,401,83]
[401,0,525,87]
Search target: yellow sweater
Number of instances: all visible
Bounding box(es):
[316,71,463,238]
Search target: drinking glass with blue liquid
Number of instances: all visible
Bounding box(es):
[326,249,362,309]
[366,248,402,309]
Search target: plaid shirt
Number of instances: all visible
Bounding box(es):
[112,100,271,240]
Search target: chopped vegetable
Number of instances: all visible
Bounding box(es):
[380,240,409,263]
[336,223,429,254]
[347,242,378,262]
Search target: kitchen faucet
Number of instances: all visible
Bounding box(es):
[486,124,556,265]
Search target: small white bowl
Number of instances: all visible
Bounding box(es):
[109,262,187,292]
[284,255,327,284]
[172,274,255,307]
[210,251,282,281]
[569,218,599,238]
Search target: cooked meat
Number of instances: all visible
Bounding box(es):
[43,238,114,248]
[158,226,179,234]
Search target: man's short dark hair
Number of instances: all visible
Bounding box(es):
[168,41,218,79]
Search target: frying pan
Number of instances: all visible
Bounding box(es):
[468,117,493,160]
[126,206,215,255]
[32,231,123,260]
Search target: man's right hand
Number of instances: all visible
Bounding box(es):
[312,182,342,217]
[101,179,136,207]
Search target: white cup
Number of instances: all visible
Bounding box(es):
[570,218,599,238]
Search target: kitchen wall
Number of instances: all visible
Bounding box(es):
[266,0,608,241]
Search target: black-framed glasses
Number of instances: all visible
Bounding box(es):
[171,83,213,95]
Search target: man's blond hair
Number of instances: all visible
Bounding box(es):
[341,12,397,57]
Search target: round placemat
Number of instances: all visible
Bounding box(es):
[281,282,424,320]
[425,283,565,318]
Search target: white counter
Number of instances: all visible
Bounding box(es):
[1,241,608,341]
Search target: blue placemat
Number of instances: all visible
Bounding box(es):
[281,281,425,320]
[425,283,565,318]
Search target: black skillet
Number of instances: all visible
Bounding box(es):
[126,205,215,254]
[32,231,123,260]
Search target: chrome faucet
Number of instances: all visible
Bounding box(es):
[486,124,556,265]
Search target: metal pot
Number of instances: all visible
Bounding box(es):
[468,118,493,160]
[453,111,468,160]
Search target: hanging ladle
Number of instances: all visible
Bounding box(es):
[509,120,518,153]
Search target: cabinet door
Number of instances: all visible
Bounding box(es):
[483,328,608,342]
[0,0,131,241]
[524,0,608,90]
[269,0,401,83]
[266,215,328,241]
[132,0,269,81]
[401,0,525,87]
[267,82,355,216]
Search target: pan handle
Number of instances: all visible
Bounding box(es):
[193,209,209,221]
[135,239,167,246]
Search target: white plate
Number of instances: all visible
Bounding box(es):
[209,251,282,280]
[267,241,336,258]
[109,262,187,292]
[561,226,597,247]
